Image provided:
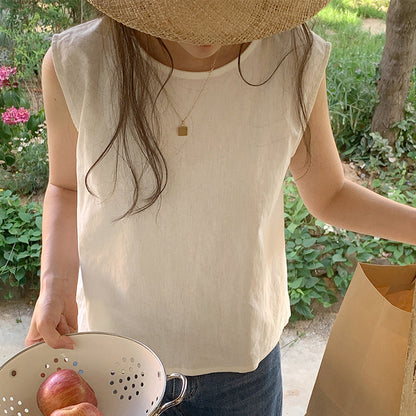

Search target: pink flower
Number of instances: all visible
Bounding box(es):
[1,106,30,125]
[0,66,17,88]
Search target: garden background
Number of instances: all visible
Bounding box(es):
[0,0,415,320]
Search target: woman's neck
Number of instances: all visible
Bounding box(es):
[135,32,251,72]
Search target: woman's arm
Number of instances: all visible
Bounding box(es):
[25,46,79,349]
[289,76,416,246]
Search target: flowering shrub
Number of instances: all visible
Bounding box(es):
[0,66,17,88]
[0,64,46,175]
[2,106,31,125]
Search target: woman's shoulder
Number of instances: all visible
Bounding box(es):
[264,26,330,53]
[52,17,108,49]
[256,26,331,69]
[309,30,332,57]
[51,16,111,79]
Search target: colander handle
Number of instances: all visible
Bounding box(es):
[155,372,188,415]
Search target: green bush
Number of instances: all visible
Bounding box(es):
[0,189,42,299]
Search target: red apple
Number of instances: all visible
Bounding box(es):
[50,403,103,416]
[37,369,98,416]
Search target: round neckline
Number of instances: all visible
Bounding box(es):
[140,39,261,80]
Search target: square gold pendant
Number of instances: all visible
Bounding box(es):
[178,125,188,136]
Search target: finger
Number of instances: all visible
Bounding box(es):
[38,317,75,349]
[56,315,77,348]
[57,314,77,335]
[25,329,44,347]
[25,316,46,346]
[66,305,78,332]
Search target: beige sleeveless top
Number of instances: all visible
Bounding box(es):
[51,17,330,375]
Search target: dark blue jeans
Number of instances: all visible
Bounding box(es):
[162,343,282,415]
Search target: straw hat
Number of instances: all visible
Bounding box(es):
[86,0,331,45]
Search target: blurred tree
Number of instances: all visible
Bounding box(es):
[371,0,416,145]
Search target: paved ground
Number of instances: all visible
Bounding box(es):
[280,303,339,415]
[0,299,340,415]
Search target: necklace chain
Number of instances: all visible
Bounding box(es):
[165,51,220,136]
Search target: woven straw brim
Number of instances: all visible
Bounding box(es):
[87,0,330,45]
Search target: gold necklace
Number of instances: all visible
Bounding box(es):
[165,51,220,136]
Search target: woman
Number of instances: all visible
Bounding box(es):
[26,1,416,414]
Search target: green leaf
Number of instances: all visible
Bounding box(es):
[405,255,415,264]
[346,245,357,256]
[16,252,28,261]
[2,89,21,107]
[5,153,16,166]
[35,216,42,229]
[3,251,15,262]
[289,277,304,289]
[332,253,346,262]
[305,276,320,289]
[293,302,314,320]
[18,211,32,222]
[303,238,317,248]
[372,178,381,188]
[18,235,29,244]
[287,223,298,234]
[5,236,18,244]
[14,268,26,282]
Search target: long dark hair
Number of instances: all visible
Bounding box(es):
[86,14,314,219]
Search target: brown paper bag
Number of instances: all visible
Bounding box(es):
[306,262,416,416]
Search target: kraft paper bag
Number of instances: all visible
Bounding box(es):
[306,262,416,416]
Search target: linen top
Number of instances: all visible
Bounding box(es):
[51,17,331,375]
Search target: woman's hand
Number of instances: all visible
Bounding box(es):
[25,277,78,349]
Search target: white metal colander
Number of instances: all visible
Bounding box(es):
[0,332,187,416]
